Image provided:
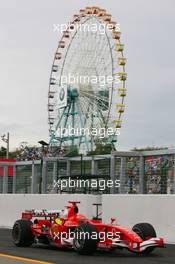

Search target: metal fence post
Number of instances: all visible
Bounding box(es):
[173,154,175,194]
[67,160,70,177]
[91,157,97,175]
[139,155,146,194]
[53,161,58,193]
[120,157,126,194]
[12,165,16,194]
[42,160,47,193]
[3,165,8,194]
[110,154,116,194]
[31,161,38,194]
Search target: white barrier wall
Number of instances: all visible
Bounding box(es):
[102,195,175,243]
[0,194,100,228]
[0,194,175,243]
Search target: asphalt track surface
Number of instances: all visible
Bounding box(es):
[0,229,175,264]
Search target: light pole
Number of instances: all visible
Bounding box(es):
[1,132,9,158]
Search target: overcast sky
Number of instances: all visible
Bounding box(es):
[0,0,175,151]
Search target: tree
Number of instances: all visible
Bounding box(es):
[131,146,168,151]
[0,146,6,158]
[88,143,112,155]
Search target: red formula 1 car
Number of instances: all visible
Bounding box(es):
[12,201,164,255]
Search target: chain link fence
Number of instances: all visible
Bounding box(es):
[0,150,175,194]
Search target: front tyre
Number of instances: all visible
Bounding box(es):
[73,222,98,255]
[132,222,157,254]
[12,220,34,247]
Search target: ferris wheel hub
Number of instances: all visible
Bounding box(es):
[68,87,79,99]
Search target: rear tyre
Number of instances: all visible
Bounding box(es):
[12,220,34,247]
[73,222,98,255]
[132,223,157,254]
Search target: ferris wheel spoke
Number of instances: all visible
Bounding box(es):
[79,91,109,116]
[80,90,109,105]
[80,95,108,115]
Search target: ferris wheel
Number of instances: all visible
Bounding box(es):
[48,6,127,153]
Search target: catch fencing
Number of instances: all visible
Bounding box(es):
[0,149,175,194]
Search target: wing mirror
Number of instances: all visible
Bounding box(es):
[111,217,116,224]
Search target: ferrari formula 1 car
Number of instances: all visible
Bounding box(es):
[12,201,164,255]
